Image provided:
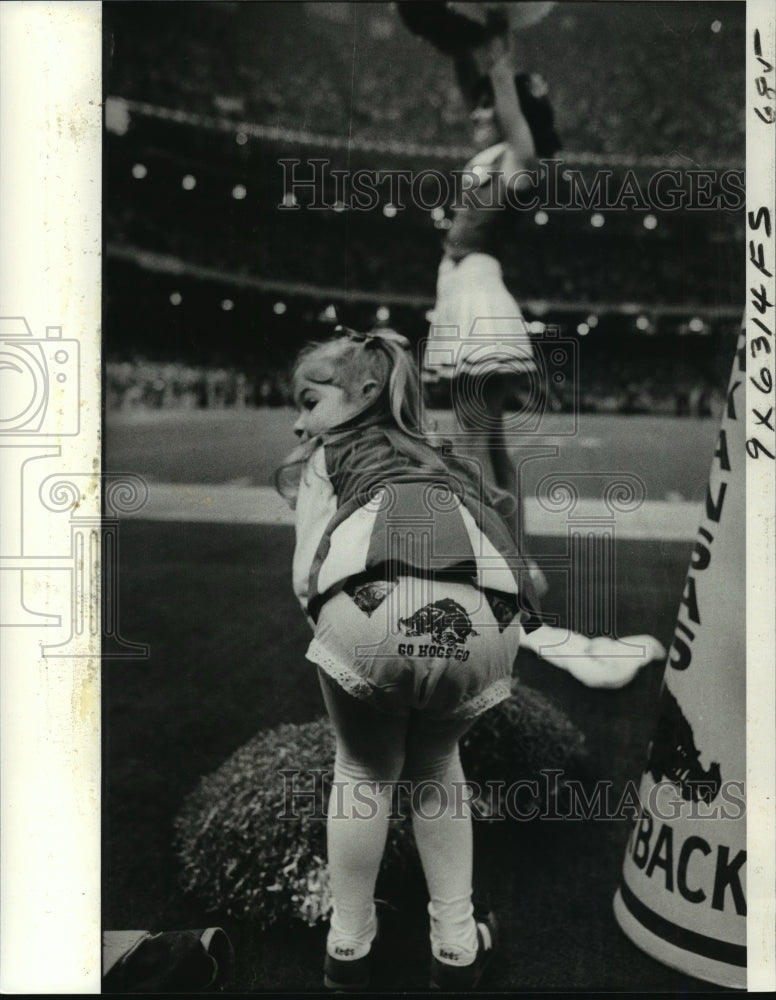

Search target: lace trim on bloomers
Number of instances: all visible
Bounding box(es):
[451,677,512,719]
[306,638,374,701]
[306,639,512,719]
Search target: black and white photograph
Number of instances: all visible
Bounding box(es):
[1,0,775,993]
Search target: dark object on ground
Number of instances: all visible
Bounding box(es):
[102,927,234,992]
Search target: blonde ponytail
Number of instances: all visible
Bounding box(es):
[381,335,425,437]
[328,325,428,437]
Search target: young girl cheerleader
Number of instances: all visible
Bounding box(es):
[276,325,541,990]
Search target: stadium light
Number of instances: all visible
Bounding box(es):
[169,292,182,306]
[131,163,147,180]
[376,306,390,322]
[587,314,599,328]
[430,206,445,221]
[235,131,248,146]
[636,315,650,331]
[105,96,130,136]
[689,316,705,332]
[221,299,234,312]
[333,201,346,213]
[281,192,298,208]
[273,301,287,315]
[577,322,590,336]
[643,214,658,230]
[383,204,397,218]
[182,174,197,191]
[534,210,549,226]
[232,184,247,200]
[590,213,605,228]
[711,19,722,32]
[322,304,338,321]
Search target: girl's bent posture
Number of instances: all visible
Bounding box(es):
[276,326,539,990]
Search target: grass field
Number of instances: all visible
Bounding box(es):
[106,408,720,500]
[103,409,722,991]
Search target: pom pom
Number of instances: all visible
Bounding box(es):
[395,2,495,53]
[450,2,556,32]
[174,683,587,927]
[174,718,417,928]
[396,2,555,53]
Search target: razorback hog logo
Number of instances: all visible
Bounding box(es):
[344,578,397,617]
[646,685,722,803]
[399,599,478,646]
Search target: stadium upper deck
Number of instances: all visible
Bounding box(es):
[105,2,744,165]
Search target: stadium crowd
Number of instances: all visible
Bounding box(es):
[104,2,743,426]
[107,186,742,310]
[105,353,724,419]
[106,2,744,162]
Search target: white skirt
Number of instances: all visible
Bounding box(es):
[423,253,537,381]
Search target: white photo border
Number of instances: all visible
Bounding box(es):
[0,0,773,991]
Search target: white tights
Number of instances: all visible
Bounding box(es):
[319,669,479,966]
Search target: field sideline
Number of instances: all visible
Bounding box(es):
[106,409,720,499]
[103,409,719,991]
